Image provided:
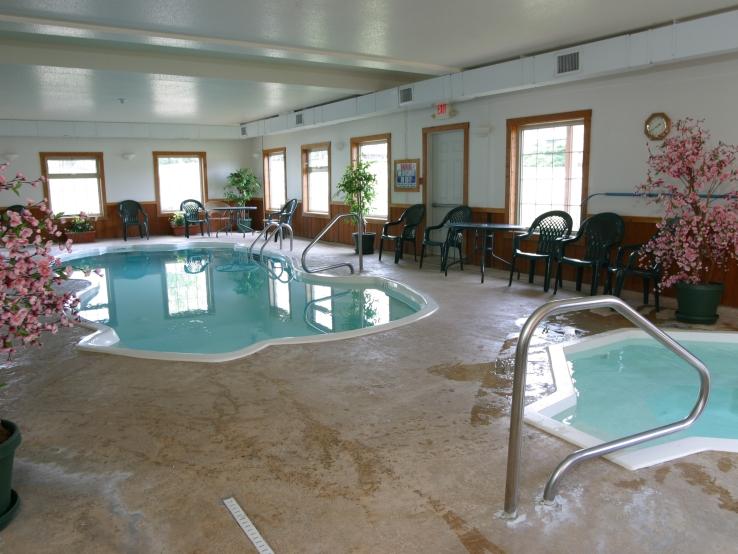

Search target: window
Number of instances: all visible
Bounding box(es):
[301,143,331,216]
[350,134,390,220]
[267,260,291,318]
[506,111,590,229]
[263,147,287,212]
[40,152,106,216]
[154,152,207,213]
[164,261,213,317]
[306,284,333,331]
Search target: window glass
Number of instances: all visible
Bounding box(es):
[267,151,286,211]
[357,141,388,219]
[156,155,205,212]
[305,146,330,214]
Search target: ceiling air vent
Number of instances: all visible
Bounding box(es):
[295,112,304,126]
[556,51,580,75]
[240,124,248,137]
[398,86,414,104]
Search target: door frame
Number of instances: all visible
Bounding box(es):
[421,122,470,211]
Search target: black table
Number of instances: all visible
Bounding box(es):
[445,222,527,282]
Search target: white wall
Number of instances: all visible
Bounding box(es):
[0,137,258,206]
[257,55,738,218]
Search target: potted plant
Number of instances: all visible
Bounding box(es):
[0,164,78,530]
[224,168,261,231]
[169,212,187,236]
[638,118,738,323]
[65,212,96,243]
[336,160,377,254]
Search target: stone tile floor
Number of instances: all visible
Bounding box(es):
[0,235,736,553]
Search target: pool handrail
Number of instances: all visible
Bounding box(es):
[503,295,710,518]
[301,213,359,275]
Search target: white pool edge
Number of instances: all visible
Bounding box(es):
[525,328,738,470]
[62,240,439,363]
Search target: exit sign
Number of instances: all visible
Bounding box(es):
[433,102,453,119]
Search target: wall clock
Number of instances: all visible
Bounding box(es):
[644,112,671,140]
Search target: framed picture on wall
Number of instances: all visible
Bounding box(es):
[393,158,420,192]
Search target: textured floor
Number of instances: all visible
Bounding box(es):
[1,236,737,553]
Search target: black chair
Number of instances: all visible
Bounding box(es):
[419,205,472,271]
[378,204,426,264]
[553,212,625,296]
[6,204,24,214]
[265,198,298,241]
[605,242,662,311]
[180,199,210,239]
[118,200,150,241]
[508,211,572,292]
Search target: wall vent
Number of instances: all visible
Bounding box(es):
[556,51,580,74]
[240,124,248,136]
[398,86,414,104]
[295,112,304,125]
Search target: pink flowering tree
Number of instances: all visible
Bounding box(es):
[637,118,738,289]
[0,163,78,355]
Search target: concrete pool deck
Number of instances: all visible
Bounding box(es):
[1,235,737,553]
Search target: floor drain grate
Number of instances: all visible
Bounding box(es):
[223,496,275,553]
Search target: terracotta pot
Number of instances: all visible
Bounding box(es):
[66,230,96,243]
[171,225,187,236]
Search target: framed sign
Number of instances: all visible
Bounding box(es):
[393,158,420,192]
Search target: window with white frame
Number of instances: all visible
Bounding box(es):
[41,153,106,216]
[508,111,590,230]
[264,148,287,212]
[302,143,330,215]
[351,134,390,219]
[154,152,207,213]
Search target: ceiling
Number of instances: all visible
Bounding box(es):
[1,0,737,126]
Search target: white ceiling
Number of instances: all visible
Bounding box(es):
[1,0,737,126]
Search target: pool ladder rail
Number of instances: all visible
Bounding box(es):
[246,221,293,258]
[503,295,710,518]
[302,212,365,275]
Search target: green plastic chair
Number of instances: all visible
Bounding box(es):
[180,199,210,239]
[118,200,149,241]
[419,205,472,272]
[379,204,426,263]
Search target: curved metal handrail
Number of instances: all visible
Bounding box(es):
[303,290,353,333]
[503,295,710,517]
[261,223,293,256]
[301,213,358,275]
[247,222,279,257]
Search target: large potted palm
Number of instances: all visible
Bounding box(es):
[638,118,738,323]
[224,168,261,231]
[0,164,78,530]
[336,160,377,254]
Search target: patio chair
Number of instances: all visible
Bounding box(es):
[378,203,426,264]
[553,212,625,296]
[6,204,24,214]
[118,200,149,241]
[265,198,298,241]
[508,210,572,292]
[605,242,662,311]
[419,205,472,271]
[180,199,210,239]
[205,200,232,237]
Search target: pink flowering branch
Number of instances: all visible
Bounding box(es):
[637,118,738,289]
[1,163,79,356]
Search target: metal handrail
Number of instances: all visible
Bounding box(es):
[301,213,359,275]
[503,295,710,518]
[259,223,293,257]
[247,222,280,257]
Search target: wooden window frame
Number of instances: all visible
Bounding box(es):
[505,110,591,225]
[263,147,288,213]
[349,133,391,222]
[301,142,331,218]
[153,151,208,215]
[39,152,107,218]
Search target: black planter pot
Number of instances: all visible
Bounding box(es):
[675,282,724,324]
[0,420,21,531]
[352,232,376,255]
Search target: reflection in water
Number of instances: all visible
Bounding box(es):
[71,248,417,354]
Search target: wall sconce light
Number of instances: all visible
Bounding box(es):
[121,153,136,161]
[335,141,346,151]
[3,153,19,162]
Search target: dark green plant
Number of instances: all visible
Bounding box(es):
[335,160,376,224]
[224,168,261,205]
[66,213,95,232]
[169,212,185,226]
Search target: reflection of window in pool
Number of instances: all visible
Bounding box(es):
[307,284,333,331]
[268,263,291,318]
[164,261,212,317]
[363,289,390,326]
[78,269,113,324]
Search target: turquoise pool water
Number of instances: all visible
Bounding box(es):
[71,247,418,355]
[553,339,737,446]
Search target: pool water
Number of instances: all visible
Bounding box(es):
[553,339,738,447]
[71,247,419,355]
